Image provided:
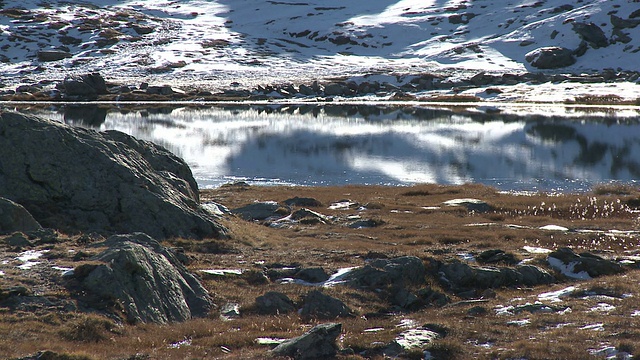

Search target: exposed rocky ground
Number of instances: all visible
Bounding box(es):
[1,112,640,359]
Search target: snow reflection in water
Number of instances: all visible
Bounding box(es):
[20,104,640,193]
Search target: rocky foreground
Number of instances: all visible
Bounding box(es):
[1,111,640,359]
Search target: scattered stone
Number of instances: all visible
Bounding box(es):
[288,208,330,224]
[476,249,518,265]
[525,47,576,69]
[342,256,426,289]
[232,201,288,221]
[384,324,444,356]
[270,323,342,360]
[348,218,384,229]
[0,112,227,239]
[70,233,214,324]
[0,197,42,234]
[37,49,72,62]
[3,232,34,248]
[300,290,353,319]
[548,248,624,279]
[283,196,323,207]
[255,291,296,315]
[323,83,347,96]
[295,267,330,283]
[58,72,108,100]
[436,260,555,295]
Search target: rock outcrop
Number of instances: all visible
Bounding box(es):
[0,111,227,239]
[71,233,214,324]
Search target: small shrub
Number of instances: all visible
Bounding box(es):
[59,315,119,342]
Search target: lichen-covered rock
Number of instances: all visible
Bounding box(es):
[72,233,214,324]
[0,111,227,239]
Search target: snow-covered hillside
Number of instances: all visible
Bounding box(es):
[1,0,639,94]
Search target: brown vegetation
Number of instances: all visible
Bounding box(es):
[2,184,640,359]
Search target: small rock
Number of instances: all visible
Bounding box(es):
[3,232,33,248]
[295,267,330,283]
[300,290,353,319]
[0,197,42,234]
[255,291,296,315]
[232,202,287,221]
[37,49,72,62]
[443,198,493,213]
[283,196,322,207]
[270,323,342,360]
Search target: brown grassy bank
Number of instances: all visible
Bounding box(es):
[2,183,640,359]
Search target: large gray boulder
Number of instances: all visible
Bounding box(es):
[525,47,576,69]
[0,111,227,239]
[0,197,41,234]
[58,72,108,100]
[72,233,214,324]
[270,323,342,360]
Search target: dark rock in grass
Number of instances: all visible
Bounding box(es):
[300,290,353,319]
[525,47,575,69]
[255,291,296,315]
[0,112,226,239]
[476,249,518,265]
[342,256,426,289]
[548,248,624,279]
[232,201,288,221]
[270,323,342,360]
[572,22,609,48]
[0,197,42,234]
[348,218,384,229]
[295,267,330,283]
[3,232,33,248]
[283,196,323,207]
[436,260,554,294]
[72,233,214,324]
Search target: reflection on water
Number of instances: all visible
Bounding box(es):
[10,103,640,192]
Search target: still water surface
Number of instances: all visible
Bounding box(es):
[13,103,640,193]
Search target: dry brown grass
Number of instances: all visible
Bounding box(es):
[2,183,640,359]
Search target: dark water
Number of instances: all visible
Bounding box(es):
[9,103,640,193]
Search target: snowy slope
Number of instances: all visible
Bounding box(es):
[1,0,639,91]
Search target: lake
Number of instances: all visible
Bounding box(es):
[8,102,640,193]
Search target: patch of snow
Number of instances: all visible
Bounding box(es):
[631,310,640,317]
[397,319,418,328]
[538,286,578,303]
[168,338,192,349]
[200,269,243,276]
[523,246,553,254]
[457,253,476,262]
[506,319,530,327]
[547,257,591,280]
[590,303,615,313]
[539,225,570,232]
[580,323,605,331]
[278,266,358,287]
[363,328,385,333]
[588,346,632,360]
[255,337,286,345]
